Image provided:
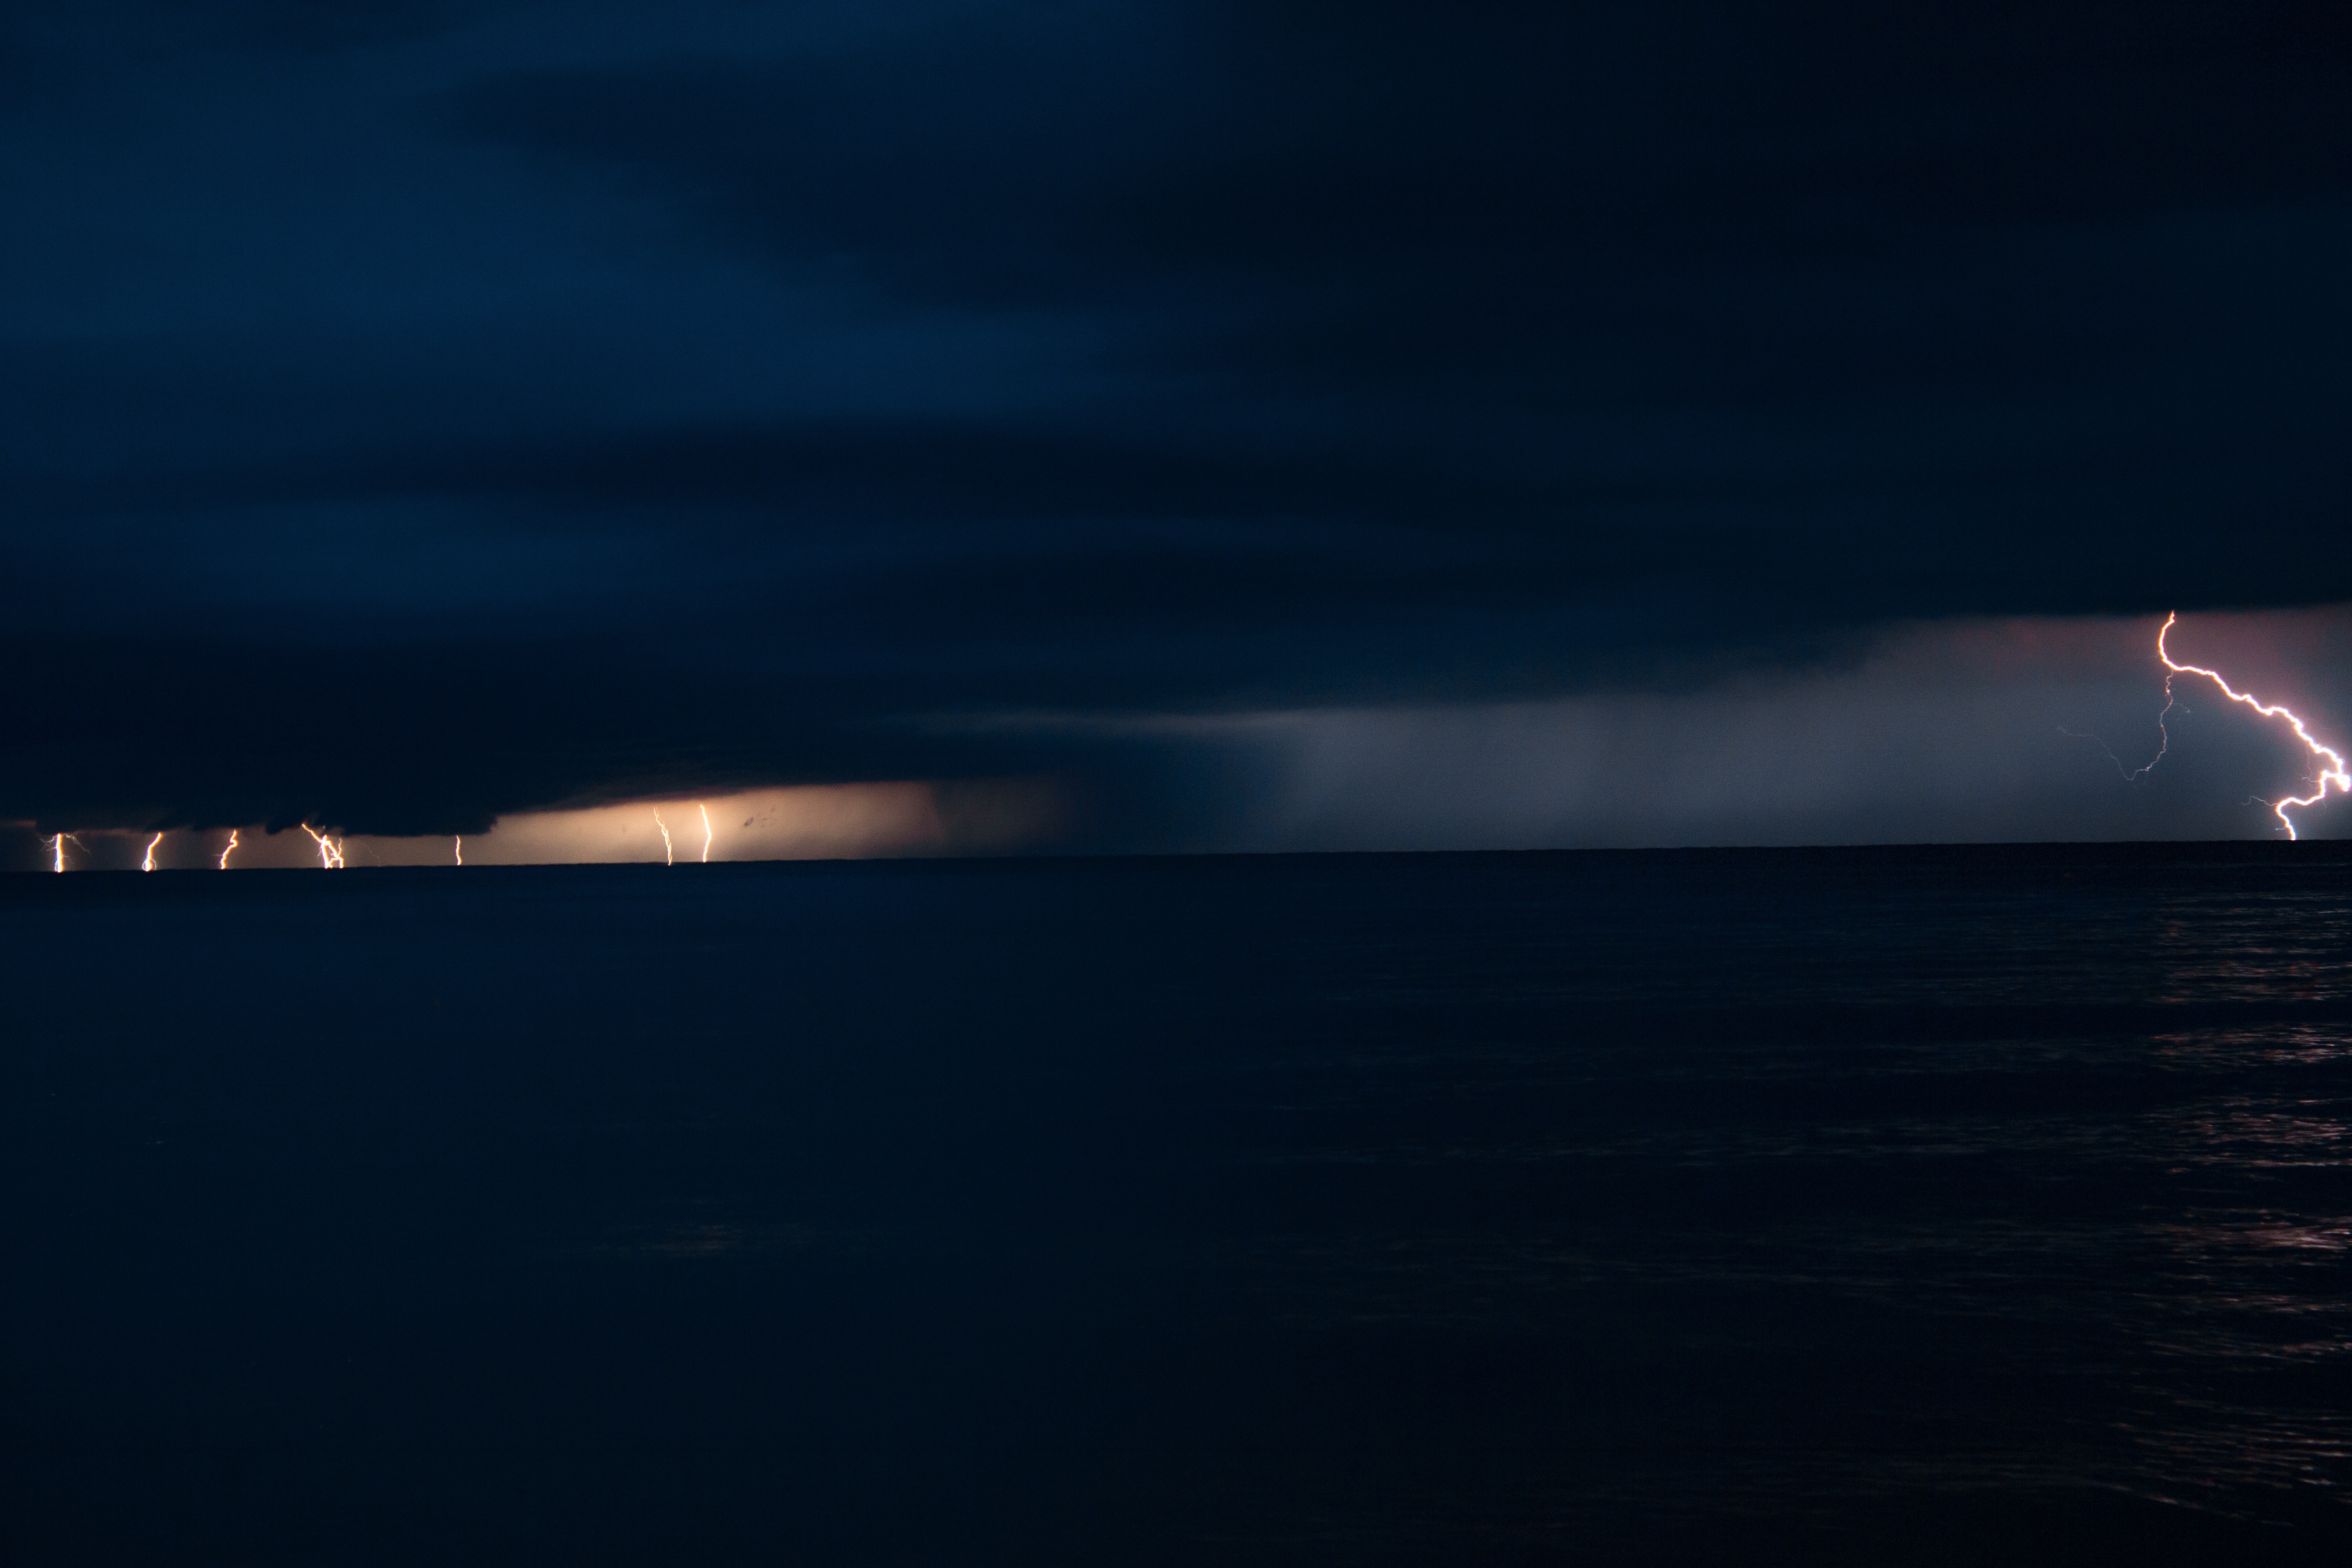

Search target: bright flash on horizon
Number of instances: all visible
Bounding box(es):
[142,832,163,872]
[18,780,996,874]
[301,823,346,868]
[2143,612,2352,839]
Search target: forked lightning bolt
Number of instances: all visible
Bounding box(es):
[2140,612,2352,840]
[652,807,674,866]
[218,828,239,869]
[301,823,346,868]
[698,802,713,864]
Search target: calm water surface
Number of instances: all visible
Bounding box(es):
[5,846,2349,1563]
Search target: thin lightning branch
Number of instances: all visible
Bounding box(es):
[2102,681,2187,783]
[143,832,163,872]
[2059,726,2138,781]
[652,808,674,866]
[2153,612,2352,840]
[2062,691,2186,784]
[301,823,346,868]
[218,828,239,869]
[698,802,713,863]
[2135,683,2181,781]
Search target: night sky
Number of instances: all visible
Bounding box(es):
[9,2,2352,857]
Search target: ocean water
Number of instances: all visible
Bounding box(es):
[4,846,2349,1564]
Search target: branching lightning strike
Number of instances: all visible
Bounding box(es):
[2151,612,2350,838]
[218,828,239,870]
[652,808,674,866]
[49,833,76,873]
[301,823,347,868]
[698,802,713,864]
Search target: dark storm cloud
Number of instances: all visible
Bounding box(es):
[6,1,2352,845]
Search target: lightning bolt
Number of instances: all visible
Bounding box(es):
[454,834,463,867]
[218,828,239,870]
[49,833,72,873]
[698,802,713,863]
[2149,612,2352,840]
[143,832,163,872]
[652,807,674,866]
[300,823,346,868]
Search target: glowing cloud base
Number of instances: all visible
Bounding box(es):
[25,781,1012,872]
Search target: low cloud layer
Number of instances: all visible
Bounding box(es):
[16,779,1065,872]
[15,609,2349,868]
[1176,611,2352,849]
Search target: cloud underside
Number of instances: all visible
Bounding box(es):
[6,3,2352,837]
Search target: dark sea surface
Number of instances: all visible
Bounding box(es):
[5,846,2351,1565]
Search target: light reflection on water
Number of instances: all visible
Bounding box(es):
[1187,849,2352,1544]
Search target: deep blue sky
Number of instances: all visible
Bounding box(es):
[8,2,2352,846]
